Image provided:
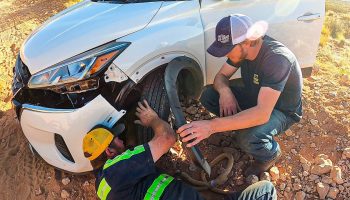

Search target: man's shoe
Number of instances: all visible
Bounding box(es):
[244,151,282,177]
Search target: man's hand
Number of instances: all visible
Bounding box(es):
[135,100,175,163]
[219,88,241,117]
[177,120,215,147]
[134,100,159,127]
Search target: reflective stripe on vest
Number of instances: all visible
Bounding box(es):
[97,178,111,200]
[103,145,145,170]
[144,174,174,200]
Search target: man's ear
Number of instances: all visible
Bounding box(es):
[105,147,117,158]
[242,40,252,47]
[241,39,249,45]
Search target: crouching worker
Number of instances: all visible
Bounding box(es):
[83,100,277,200]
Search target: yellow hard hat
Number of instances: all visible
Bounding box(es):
[83,127,114,161]
[82,124,125,161]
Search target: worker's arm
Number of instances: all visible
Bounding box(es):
[178,87,281,147]
[135,100,176,162]
[213,62,241,117]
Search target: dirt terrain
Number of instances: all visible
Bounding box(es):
[0,0,349,199]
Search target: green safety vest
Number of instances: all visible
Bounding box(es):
[96,145,174,200]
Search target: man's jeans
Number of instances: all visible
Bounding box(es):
[225,181,277,200]
[200,86,295,162]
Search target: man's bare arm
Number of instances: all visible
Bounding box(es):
[213,63,241,116]
[135,100,176,162]
[147,119,176,162]
[213,62,238,93]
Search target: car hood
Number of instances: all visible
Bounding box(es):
[20,0,162,75]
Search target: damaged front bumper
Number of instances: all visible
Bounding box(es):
[20,95,125,172]
[11,55,137,173]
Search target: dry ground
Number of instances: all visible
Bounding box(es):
[0,0,349,199]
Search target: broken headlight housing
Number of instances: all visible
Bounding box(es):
[28,41,130,93]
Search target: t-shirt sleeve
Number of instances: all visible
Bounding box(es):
[103,144,156,190]
[226,58,241,68]
[260,55,292,92]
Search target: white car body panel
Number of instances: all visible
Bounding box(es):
[113,1,205,83]
[20,1,162,75]
[20,95,125,172]
[200,0,325,84]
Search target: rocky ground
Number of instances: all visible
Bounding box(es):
[0,0,349,199]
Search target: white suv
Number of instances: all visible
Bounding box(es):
[12,0,324,173]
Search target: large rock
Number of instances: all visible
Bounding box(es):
[329,92,337,97]
[285,129,294,137]
[260,172,271,181]
[295,191,306,200]
[342,147,350,159]
[309,174,320,181]
[310,119,318,126]
[246,175,259,185]
[83,181,89,187]
[314,154,329,164]
[35,187,42,196]
[311,164,333,175]
[299,155,309,164]
[62,177,71,186]
[293,183,302,191]
[269,166,279,181]
[317,182,330,199]
[302,171,309,177]
[61,190,70,199]
[327,187,339,199]
[330,166,344,184]
[302,163,311,172]
[311,154,333,175]
[279,183,286,191]
[300,155,312,172]
[321,176,333,184]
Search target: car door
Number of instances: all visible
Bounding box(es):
[200,0,325,84]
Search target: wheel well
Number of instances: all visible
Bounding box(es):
[128,58,204,101]
[177,68,203,100]
[165,56,204,101]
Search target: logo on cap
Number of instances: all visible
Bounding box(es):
[218,34,230,44]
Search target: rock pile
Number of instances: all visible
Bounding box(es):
[289,151,350,199]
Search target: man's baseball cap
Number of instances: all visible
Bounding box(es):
[82,123,125,161]
[207,14,268,57]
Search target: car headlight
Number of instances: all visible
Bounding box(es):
[28,41,130,92]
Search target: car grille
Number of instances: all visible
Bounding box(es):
[54,134,75,163]
[12,55,31,95]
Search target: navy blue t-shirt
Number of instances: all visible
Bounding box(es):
[227,36,302,120]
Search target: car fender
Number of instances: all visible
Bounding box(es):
[112,1,206,84]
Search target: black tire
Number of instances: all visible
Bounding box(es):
[137,69,170,143]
